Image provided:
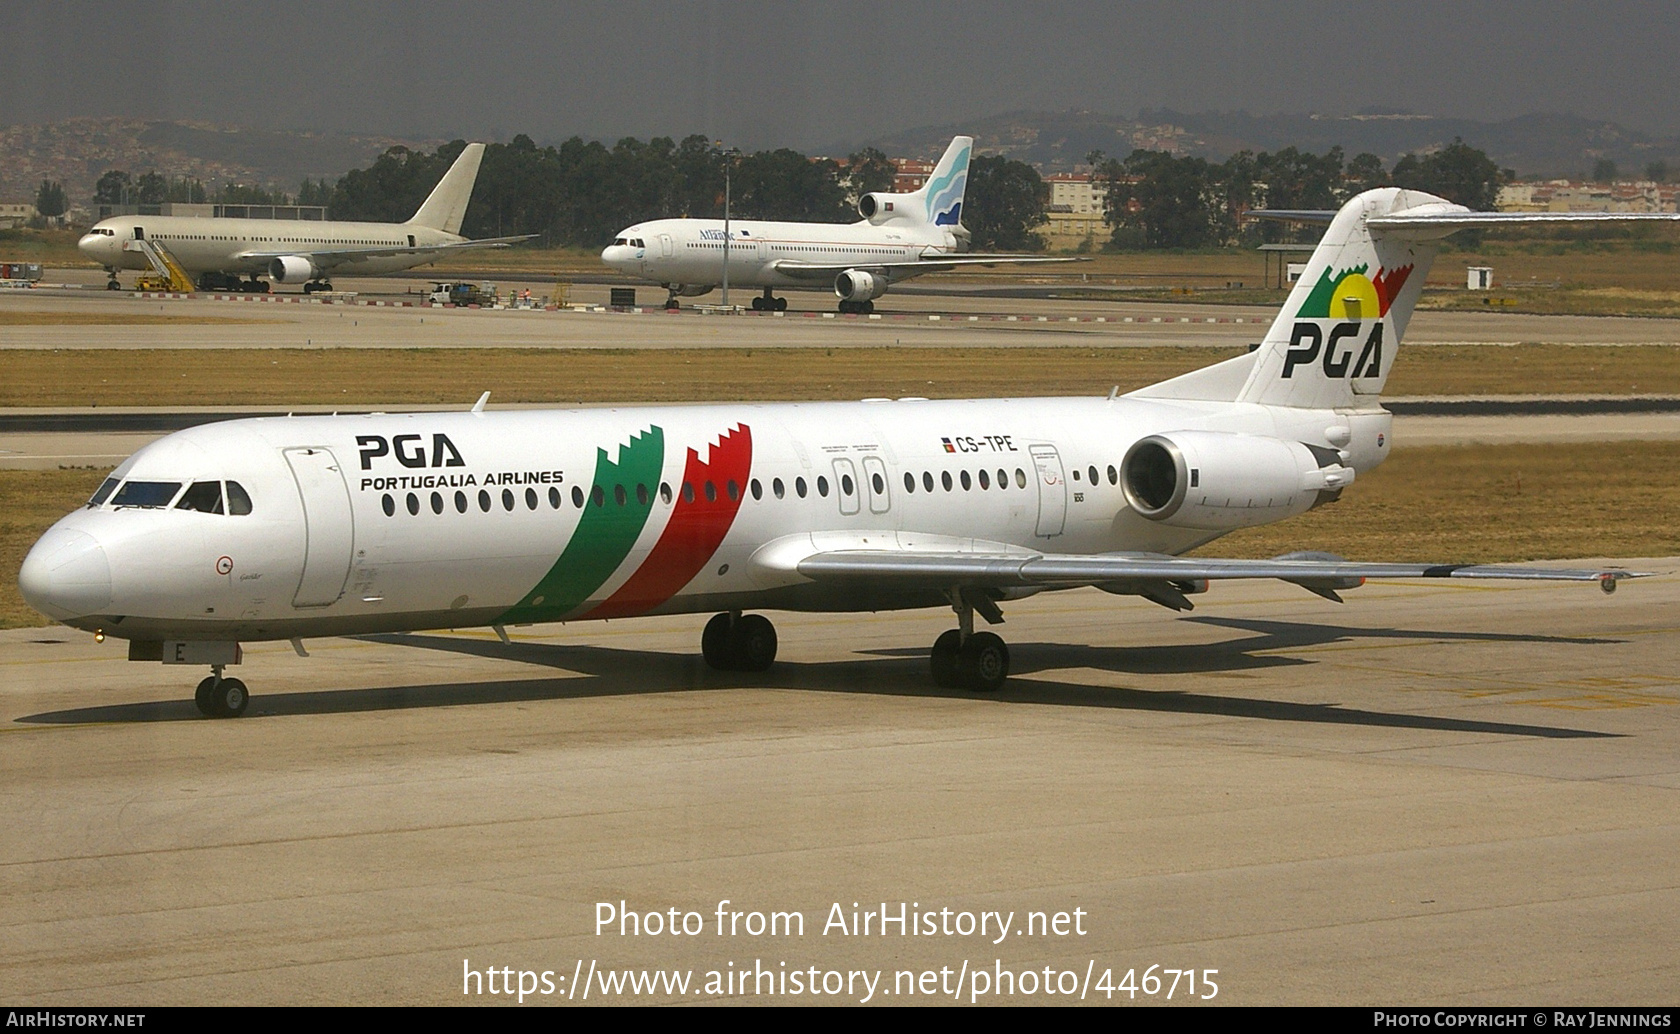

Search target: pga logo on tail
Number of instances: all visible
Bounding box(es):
[1281,263,1412,380]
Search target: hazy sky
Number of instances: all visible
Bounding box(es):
[6,1,1680,148]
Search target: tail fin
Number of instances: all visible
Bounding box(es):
[917,135,972,228]
[407,142,486,235]
[856,136,971,235]
[1236,188,1440,409]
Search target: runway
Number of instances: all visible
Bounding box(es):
[2,572,1676,1004]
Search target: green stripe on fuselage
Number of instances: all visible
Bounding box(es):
[498,426,664,623]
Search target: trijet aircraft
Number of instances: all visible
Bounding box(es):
[22,188,1669,716]
[600,136,1075,312]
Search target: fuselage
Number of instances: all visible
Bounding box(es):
[601,217,962,290]
[19,397,1391,644]
[78,216,466,276]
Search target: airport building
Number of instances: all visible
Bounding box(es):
[0,202,39,229]
[1042,172,1108,247]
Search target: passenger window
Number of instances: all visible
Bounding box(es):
[941,471,953,491]
[176,481,224,514]
[750,479,762,501]
[572,486,585,508]
[1015,468,1027,489]
[997,468,1008,490]
[772,477,785,499]
[903,472,915,493]
[978,469,990,490]
[88,477,120,507]
[960,471,972,491]
[481,490,494,512]
[227,481,253,515]
[923,471,934,492]
[840,474,854,496]
[549,487,561,509]
[503,489,516,511]
[795,477,807,498]
[816,476,829,497]
[660,482,673,504]
[112,481,182,508]
[526,488,539,510]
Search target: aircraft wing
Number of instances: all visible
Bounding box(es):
[788,547,1643,607]
[770,254,1082,280]
[232,235,536,270]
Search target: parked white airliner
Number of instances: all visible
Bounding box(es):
[78,143,529,293]
[601,136,1074,312]
[23,188,1669,717]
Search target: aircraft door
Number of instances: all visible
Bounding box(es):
[833,458,861,516]
[284,447,355,607]
[1029,444,1067,537]
[861,456,891,514]
[659,234,673,258]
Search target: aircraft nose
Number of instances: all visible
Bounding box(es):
[77,233,104,259]
[19,525,113,621]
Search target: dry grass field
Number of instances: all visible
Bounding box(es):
[4,441,1676,629]
[1,343,1677,407]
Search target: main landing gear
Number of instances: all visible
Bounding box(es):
[750,288,787,312]
[837,299,875,315]
[701,612,778,672]
[301,279,335,294]
[194,665,250,718]
[931,589,1010,692]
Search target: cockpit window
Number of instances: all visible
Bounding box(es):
[88,478,120,507]
[227,481,253,516]
[110,481,182,508]
[632,238,644,247]
[176,481,224,514]
[613,237,627,246]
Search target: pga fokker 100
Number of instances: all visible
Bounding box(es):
[21,188,1670,716]
[600,136,1076,313]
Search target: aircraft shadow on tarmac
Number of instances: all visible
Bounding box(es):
[17,620,1619,739]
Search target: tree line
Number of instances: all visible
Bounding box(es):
[1093,139,1507,249]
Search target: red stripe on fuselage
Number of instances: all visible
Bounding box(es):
[583,424,753,619]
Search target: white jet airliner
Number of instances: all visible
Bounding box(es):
[78,143,530,293]
[601,136,1075,312]
[22,188,1669,717]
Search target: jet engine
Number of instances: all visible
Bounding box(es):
[1120,431,1354,530]
[835,269,888,302]
[268,255,319,283]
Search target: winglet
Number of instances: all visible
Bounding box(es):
[471,391,491,414]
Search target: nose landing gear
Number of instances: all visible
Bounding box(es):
[194,665,250,718]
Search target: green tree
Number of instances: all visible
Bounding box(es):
[34,180,67,219]
[1646,160,1669,183]
[1391,139,1504,209]
[964,155,1048,251]
[1101,150,1224,250]
[844,147,896,202]
[94,169,131,206]
[732,149,849,222]
[1345,152,1388,194]
[134,171,168,206]
[166,177,207,204]
[1592,157,1618,183]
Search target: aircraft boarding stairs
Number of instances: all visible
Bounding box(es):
[122,237,195,292]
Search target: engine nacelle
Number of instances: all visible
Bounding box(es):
[268,255,319,283]
[1121,431,1354,530]
[835,269,888,302]
[667,283,713,297]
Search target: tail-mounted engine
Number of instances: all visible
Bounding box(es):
[1121,431,1354,530]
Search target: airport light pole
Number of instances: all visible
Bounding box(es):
[719,145,739,310]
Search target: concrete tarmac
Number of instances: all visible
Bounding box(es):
[2,570,1676,1005]
[10,273,1680,350]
